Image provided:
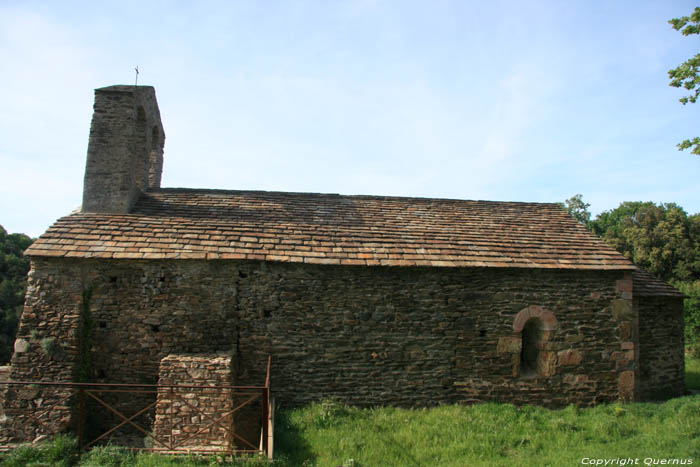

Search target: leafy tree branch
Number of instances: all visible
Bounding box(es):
[668,7,700,156]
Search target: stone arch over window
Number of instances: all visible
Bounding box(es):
[513,306,558,378]
[513,305,558,333]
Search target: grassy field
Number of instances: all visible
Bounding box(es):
[274,395,699,466]
[687,354,700,390]
[3,356,700,466]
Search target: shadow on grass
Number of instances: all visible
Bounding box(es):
[273,410,316,466]
[369,419,423,467]
[686,354,700,391]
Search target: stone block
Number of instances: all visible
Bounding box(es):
[497,337,521,354]
[616,278,633,294]
[620,321,635,341]
[565,334,584,344]
[538,351,557,377]
[621,342,634,351]
[610,351,634,362]
[618,370,635,401]
[557,349,583,366]
[13,339,29,354]
[511,354,520,377]
[610,299,634,321]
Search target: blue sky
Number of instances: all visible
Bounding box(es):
[1,0,698,238]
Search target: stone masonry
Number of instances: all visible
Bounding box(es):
[82,85,164,213]
[637,296,686,400]
[7,258,637,410]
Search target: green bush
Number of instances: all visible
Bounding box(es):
[78,445,135,466]
[687,354,700,390]
[40,337,57,357]
[1,434,79,467]
[675,281,700,355]
[0,225,33,364]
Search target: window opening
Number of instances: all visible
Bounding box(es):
[520,318,543,378]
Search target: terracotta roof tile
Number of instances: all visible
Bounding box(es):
[25,188,636,270]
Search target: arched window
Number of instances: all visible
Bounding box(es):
[520,318,544,377]
[512,306,558,378]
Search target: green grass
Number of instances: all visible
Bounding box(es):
[687,354,700,390]
[1,441,272,467]
[0,434,80,467]
[274,396,700,466]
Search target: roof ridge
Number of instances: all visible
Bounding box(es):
[149,187,563,206]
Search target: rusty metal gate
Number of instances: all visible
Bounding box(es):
[0,356,273,458]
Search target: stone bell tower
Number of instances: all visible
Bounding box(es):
[82,85,165,213]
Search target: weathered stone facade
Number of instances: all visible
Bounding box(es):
[6,258,638,410]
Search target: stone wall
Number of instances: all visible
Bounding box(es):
[234,263,634,408]
[5,257,643,416]
[637,296,685,400]
[0,262,84,443]
[154,353,237,451]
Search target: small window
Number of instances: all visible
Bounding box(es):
[520,318,544,378]
[512,306,558,379]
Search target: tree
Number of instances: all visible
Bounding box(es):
[668,7,700,156]
[591,202,700,282]
[676,281,700,356]
[0,225,33,364]
[591,203,700,354]
[560,194,591,227]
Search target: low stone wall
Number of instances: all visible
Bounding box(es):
[153,353,236,451]
[0,384,74,445]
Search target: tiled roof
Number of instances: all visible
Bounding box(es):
[26,188,635,269]
[633,269,685,297]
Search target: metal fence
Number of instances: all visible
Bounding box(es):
[0,356,273,458]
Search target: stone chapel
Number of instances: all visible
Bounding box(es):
[1,85,686,444]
